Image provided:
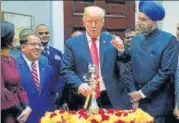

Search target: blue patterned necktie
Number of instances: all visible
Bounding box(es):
[43,47,49,58]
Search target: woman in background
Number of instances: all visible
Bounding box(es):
[1,21,31,123]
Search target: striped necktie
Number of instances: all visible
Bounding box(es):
[31,62,40,90]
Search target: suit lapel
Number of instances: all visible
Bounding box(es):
[48,47,54,62]
[18,55,38,91]
[82,34,92,65]
[99,33,107,68]
[38,57,47,95]
[82,33,108,67]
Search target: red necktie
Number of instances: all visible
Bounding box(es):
[90,38,100,98]
[31,62,40,90]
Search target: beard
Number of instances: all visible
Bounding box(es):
[136,23,153,35]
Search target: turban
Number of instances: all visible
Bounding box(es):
[139,0,165,21]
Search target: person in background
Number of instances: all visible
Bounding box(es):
[60,30,83,110]
[16,32,54,123]
[174,53,179,121]
[117,28,137,110]
[1,21,31,123]
[123,28,136,47]
[10,34,21,58]
[176,22,179,40]
[175,22,179,120]
[61,6,130,110]
[174,22,179,120]
[10,28,34,58]
[35,24,65,109]
[111,1,179,123]
[71,31,83,37]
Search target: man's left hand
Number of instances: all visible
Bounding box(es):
[132,102,139,110]
[129,91,142,103]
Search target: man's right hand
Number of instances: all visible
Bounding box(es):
[17,106,31,123]
[174,105,179,119]
[78,83,91,97]
[111,35,124,52]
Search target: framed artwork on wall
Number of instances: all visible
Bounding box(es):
[1,11,34,40]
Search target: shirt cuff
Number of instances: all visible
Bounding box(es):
[117,48,125,54]
[139,90,146,98]
[78,84,82,94]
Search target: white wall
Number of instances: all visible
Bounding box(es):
[162,1,179,36]
[1,1,65,51]
[1,1,51,29]
[135,1,179,36]
[51,1,64,52]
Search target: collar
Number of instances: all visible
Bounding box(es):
[22,53,38,66]
[86,32,100,42]
[145,28,160,39]
[41,45,49,51]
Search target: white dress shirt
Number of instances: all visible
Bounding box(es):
[86,33,106,91]
[22,54,40,82]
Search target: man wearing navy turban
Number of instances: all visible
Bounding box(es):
[111,1,179,123]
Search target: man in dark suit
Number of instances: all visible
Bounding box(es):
[117,28,137,110]
[36,24,65,109]
[112,1,179,123]
[16,33,55,123]
[61,6,130,110]
[174,53,179,121]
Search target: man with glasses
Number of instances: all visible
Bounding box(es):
[16,33,55,123]
[36,24,65,109]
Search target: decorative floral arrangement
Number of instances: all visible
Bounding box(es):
[40,108,153,123]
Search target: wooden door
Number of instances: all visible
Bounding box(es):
[64,0,135,41]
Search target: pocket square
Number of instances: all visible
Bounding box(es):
[55,54,61,60]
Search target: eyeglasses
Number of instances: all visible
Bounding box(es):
[25,42,42,47]
[38,31,49,35]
